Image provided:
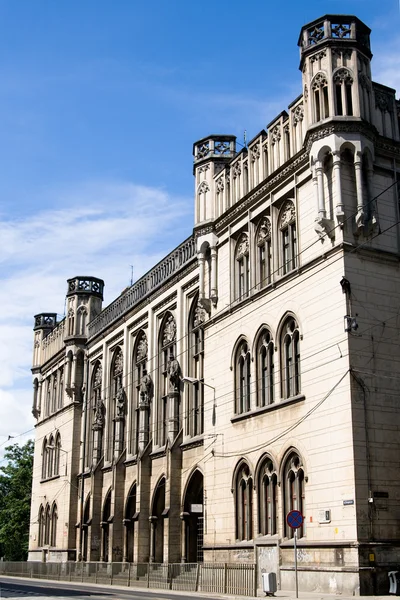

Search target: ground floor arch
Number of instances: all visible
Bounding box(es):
[183,469,204,563]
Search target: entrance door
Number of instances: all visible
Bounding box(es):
[184,470,204,563]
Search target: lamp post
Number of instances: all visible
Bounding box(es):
[182,376,217,426]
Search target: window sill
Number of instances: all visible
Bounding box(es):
[40,474,60,483]
[181,435,204,451]
[231,394,305,423]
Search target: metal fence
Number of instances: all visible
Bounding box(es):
[0,561,257,596]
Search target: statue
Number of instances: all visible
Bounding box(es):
[167,355,181,393]
[140,372,152,404]
[116,385,126,418]
[93,396,105,428]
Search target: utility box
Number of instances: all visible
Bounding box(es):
[262,572,277,596]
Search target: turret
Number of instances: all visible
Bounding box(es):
[65,276,104,340]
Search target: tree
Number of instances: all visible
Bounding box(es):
[0,440,34,561]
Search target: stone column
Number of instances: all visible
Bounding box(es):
[332,151,344,218]
[354,151,364,230]
[180,513,189,563]
[315,160,326,218]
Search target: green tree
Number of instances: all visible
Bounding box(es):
[0,440,34,561]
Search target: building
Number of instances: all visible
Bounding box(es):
[28,14,400,595]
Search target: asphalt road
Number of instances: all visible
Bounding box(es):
[0,577,222,600]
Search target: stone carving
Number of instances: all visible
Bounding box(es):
[198,181,209,194]
[257,218,271,246]
[136,335,148,361]
[375,91,391,113]
[113,350,123,376]
[304,85,308,102]
[358,72,371,90]
[236,234,249,259]
[93,397,105,429]
[280,201,296,228]
[168,355,181,393]
[331,23,351,39]
[233,162,241,178]
[332,48,352,60]
[310,49,326,63]
[333,68,353,84]
[198,164,210,174]
[311,72,328,90]
[292,105,304,124]
[140,372,153,404]
[216,178,224,193]
[251,145,260,162]
[196,141,210,159]
[308,25,324,45]
[270,126,281,144]
[314,215,335,241]
[193,304,206,328]
[214,141,231,155]
[115,385,126,418]
[162,315,176,346]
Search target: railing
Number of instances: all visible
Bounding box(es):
[88,236,197,339]
[0,561,256,596]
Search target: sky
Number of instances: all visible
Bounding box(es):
[0,0,399,455]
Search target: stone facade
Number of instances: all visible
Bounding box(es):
[28,14,400,595]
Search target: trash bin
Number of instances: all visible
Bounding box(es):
[262,572,277,596]
[389,571,400,595]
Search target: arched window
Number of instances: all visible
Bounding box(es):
[256,218,272,288]
[88,361,103,466]
[279,201,297,275]
[281,317,301,399]
[101,490,112,562]
[333,68,353,116]
[258,457,277,536]
[111,347,124,458]
[54,433,61,476]
[158,314,177,446]
[235,234,250,300]
[42,438,48,480]
[311,72,329,122]
[51,373,57,413]
[50,504,58,547]
[256,329,274,407]
[132,331,148,454]
[38,505,45,547]
[58,368,64,409]
[125,483,137,563]
[77,306,88,336]
[235,340,251,414]
[283,452,305,538]
[235,462,253,541]
[188,299,205,436]
[45,379,51,416]
[47,435,54,478]
[44,504,51,545]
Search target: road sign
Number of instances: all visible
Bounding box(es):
[286,509,303,529]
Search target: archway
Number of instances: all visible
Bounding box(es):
[184,470,204,562]
[125,484,137,562]
[101,491,111,562]
[82,495,91,561]
[151,478,165,563]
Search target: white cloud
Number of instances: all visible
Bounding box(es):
[0,179,192,447]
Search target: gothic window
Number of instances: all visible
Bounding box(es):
[235,461,253,541]
[88,361,103,466]
[256,329,274,407]
[281,317,301,399]
[188,299,205,437]
[45,378,51,416]
[53,433,61,476]
[311,72,329,122]
[50,504,58,547]
[158,313,177,446]
[77,306,88,336]
[58,368,64,409]
[333,68,353,116]
[47,435,54,478]
[258,457,278,535]
[42,438,48,479]
[125,483,137,563]
[102,490,112,562]
[38,505,45,547]
[235,340,251,414]
[279,201,297,275]
[44,504,51,545]
[235,234,250,300]
[111,347,124,458]
[51,374,57,413]
[283,452,305,538]
[132,331,148,454]
[256,218,272,288]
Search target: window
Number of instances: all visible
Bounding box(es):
[89,361,103,466]
[158,313,177,446]
[47,435,54,478]
[256,218,272,288]
[311,72,329,122]
[53,433,61,476]
[283,452,305,538]
[258,457,277,535]
[38,505,45,547]
[132,331,148,454]
[111,347,124,458]
[44,504,51,545]
[188,299,205,436]
[256,329,274,407]
[101,490,112,562]
[279,201,297,275]
[235,340,251,414]
[281,317,301,399]
[235,234,250,300]
[333,68,353,116]
[42,438,48,479]
[235,461,253,541]
[58,368,64,409]
[50,504,58,547]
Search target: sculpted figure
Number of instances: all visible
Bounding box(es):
[168,355,181,392]
[93,397,105,428]
[116,385,126,418]
[140,372,153,404]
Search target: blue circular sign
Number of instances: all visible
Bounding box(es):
[286,509,303,529]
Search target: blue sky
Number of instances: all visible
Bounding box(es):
[0,0,399,449]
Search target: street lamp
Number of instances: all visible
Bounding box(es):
[182,376,217,426]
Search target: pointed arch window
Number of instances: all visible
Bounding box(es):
[50,504,58,547]
[125,483,137,563]
[311,72,329,122]
[42,438,48,479]
[256,218,272,288]
[188,300,205,437]
[279,201,297,275]
[281,317,301,399]
[101,490,112,562]
[47,435,54,478]
[258,457,277,535]
[235,462,253,541]
[283,452,305,538]
[111,347,124,459]
[44,504,51,545]
[235,234,250,300]
[132,331,148,454]
[333,68,353,116]
[54,433,61,476]
[58,368,64,409]
[38,505,45,547]
[158,314,177,446]
[256,329,274,407]
[89,361,103,467]
[235,340,251,414]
